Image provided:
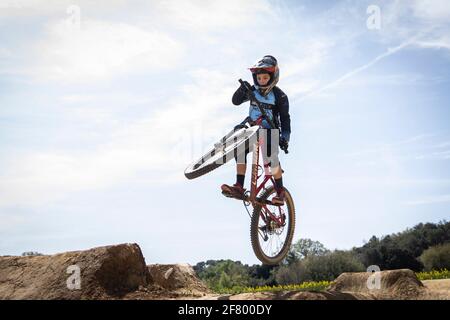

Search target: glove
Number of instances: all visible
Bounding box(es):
[279,137,289,153]
[238,80,252,99]
[239,80,252,91]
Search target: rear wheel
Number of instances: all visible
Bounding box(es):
[184,126,259,180]
[250,186,296,265]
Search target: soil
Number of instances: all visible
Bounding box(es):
[1,243,448,300]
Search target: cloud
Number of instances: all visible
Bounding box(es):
[0,68,239,207]
[376,0,450,50]
[299,31,429,101]
[341,133,450,178]
[411,0,450,22]
[30,19,183,82]
[280,39,330,97]
[0,47,12,58]
[415,150,450,160]
[402,194,450,206]
[415,36,450,50]
[0,0,128,18]
[334,72,446,87]
[152,0,273,31]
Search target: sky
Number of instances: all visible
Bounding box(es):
[0,0,449,266]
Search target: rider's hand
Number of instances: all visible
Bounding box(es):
[238,80,252,100]
[279,137,289,153]
[240,80,251,90]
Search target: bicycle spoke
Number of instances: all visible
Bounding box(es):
[255,190,292,260]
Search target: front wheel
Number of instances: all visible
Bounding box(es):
[250,186,296,265]
[184,125,259,180]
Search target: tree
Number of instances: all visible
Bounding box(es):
[419,243,450,271]
[286,238,329,263]
[274,250,365,284]
[353,221,449,271]
[383,247,423,271]
[195,260,250,291]
[247,264,277,287]
[303,250,365,281]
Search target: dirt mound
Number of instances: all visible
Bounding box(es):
[0,243,150,299]
[0,243,212,300]
[1,243,446,300]
[327,269,425,299]
[206,269,440,300]
[147,264,211,296]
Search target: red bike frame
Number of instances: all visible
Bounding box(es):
[245,116,286,227]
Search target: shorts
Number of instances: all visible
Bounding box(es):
[234,128,280,168]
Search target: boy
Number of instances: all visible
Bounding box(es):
[221,55,291,205]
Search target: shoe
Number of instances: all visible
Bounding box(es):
[272,188,285,205]
[221,183,246,200]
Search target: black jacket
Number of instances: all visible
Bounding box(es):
[232,85,291,141]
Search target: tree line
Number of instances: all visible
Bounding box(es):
[193,220,450,291]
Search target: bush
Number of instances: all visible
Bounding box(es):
[274,261,310,285]
[303,250,366,281]
[274,250,365,284]
[195,260,250,292]
[419,243,450,271]
[416,269,450,280]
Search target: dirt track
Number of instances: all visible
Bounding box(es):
[0,243,448,300]
[199,273,450,301]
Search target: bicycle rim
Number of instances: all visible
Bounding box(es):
[184,126,259,179]
[250,186,296,265]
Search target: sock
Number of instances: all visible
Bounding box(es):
[275,177,283,191]
[236,174,245,187]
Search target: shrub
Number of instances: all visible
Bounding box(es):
[303,250,366,281]
[419,243,450,271]
[274,250,365,284]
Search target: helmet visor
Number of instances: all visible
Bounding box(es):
[249,66,277,74]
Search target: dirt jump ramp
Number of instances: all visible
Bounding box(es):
[327,269,425,299]
[0,243,211,300]
[0,243,150,299]
[210,269,431,300]
[1,243,445,300]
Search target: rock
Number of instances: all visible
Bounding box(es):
[0,243,150,300]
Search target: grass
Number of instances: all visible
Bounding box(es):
[416,268,450,281]
[214,280,331,295]
[212,269,450,294]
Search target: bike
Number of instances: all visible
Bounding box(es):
[184,80,296,265]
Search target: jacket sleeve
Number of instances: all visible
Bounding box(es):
[275,87,291,142]
[232,85,251,105]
